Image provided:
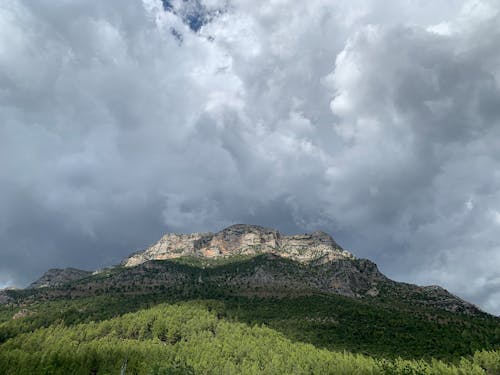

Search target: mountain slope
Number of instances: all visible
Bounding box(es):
[117,224,481,315]
[29,268,91,289]
[1,301,498,375]
[18,252,480,316]
[4,224,485,317]
[0,223,498,373]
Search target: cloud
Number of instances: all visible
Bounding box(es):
[0,0,499,314]
[322,3,500,313]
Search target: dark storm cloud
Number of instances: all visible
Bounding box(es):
[0,0,499,313]
[322,7,500,313]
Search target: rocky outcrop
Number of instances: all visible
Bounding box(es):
[12,309,33,320]
[122,224,353,267]
[123,233,213,267]
[282,231,354,264]
[203,224,281,256]
[29,268,91,289]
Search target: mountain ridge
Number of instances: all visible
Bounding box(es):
[121,223,354,267]
[18,224,484,316]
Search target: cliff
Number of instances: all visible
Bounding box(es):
[122,224,354,267]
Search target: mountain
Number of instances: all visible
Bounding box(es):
[1,224,498,374]
[116,224,480,315]
[23,224,480,315]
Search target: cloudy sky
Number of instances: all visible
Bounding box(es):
[1,0,499,314]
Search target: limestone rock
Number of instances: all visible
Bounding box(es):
[12,309,33,320]
[281,231,354,263]
[123,232,213,267]
[203,224,280,256]
[122,224,354,267]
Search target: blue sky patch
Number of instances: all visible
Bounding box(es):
[161,0,222,32]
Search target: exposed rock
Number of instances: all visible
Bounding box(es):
[314,258,388,297]
[122,224,353,267]
[123,232,213,267]
[282,231,354,263]
[204,224,280,256]
[366,287,379,297]
[12,309,33,320]
[29,268,92,289]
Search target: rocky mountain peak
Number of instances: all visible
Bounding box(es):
[122,224,353,267]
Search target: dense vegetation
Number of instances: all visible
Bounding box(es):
[0,255,499,374]
[1,302,499,375]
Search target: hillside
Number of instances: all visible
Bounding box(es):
[29,268,92,289]
[0,224,499,374]
[117,224,482,315]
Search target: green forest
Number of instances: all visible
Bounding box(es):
[1,289,499,374]
[0,255,499,374]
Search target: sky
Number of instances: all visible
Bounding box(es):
[0,0,499,314]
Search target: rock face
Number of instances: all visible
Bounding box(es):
[122,224,354,267]
[29,268,91,289]
[281,231,353,264]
